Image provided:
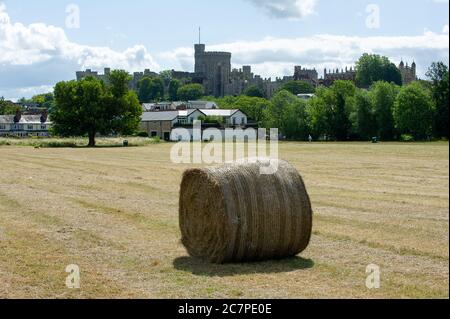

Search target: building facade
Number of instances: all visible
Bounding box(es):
[76,67,158,90]
[140,109,252,141]
[321,67,357,86]
[294,66,319,87]
[398,61,417,85]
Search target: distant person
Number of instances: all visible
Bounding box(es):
[308,135,313,143]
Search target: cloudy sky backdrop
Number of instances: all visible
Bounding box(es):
[0,0,448,100]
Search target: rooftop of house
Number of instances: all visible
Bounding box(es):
[0,114,51,124]
[141,109,243,122]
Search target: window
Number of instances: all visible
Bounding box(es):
[0,125,5,130]
[41,125,46,130]
[28,125,33,130]
[179,117,188,125]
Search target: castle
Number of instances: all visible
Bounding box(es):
[75,41,418,98]
[76,68,159,91]
[398,60,417,85]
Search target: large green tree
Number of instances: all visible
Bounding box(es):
[279,80,315,95]
[356,54,403,87]
[305,81,355,140]
[394,82,435,140]
[354,90,376,140]
[244,85,264,98]
[137,77,165,103]
[0,97,21,115]
[329,81,355,141]
[371,81,399,140]
[265,90,309,140]
[426,62,449,138]
[177,84,204,101]
[168,79,181,101]
[52,70,142,147]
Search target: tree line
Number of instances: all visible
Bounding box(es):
[207,62,449,141]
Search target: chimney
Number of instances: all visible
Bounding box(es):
[40,110,48,123]
[14,109,22,123]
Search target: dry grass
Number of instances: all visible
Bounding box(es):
[0,141,448,299]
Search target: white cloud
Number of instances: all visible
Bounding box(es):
[443,24,449,34]
[0,4,158,70]
[160,32,449,80]
[0,3,159,100]
[245,0,317,19]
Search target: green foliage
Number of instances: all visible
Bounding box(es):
[426,62,449,138]
[279,80,315,95]
[371,81,399,140]
[51,70,142,147]
[354,90,376,140]
[265,90,309,140]
[394,82,435,140]
[168,79,181,101]
[198,116,224,125]
[137,77,165,103]
[400,134,415,142]
[356,53,403,87]
[0,97,21,115]
[136,131,149,138]
[159,70,173,88]
[177,84,204,101]
[244,85,264,98]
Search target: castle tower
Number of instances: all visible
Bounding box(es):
[194,43,231,97]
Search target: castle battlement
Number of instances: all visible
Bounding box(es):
[201,52,232,57]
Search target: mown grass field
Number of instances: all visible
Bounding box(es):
[0,141,448,298]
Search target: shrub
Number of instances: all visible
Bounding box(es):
[137,131,149,138]
[400,134,415,142]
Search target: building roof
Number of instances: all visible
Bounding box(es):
[141,111,179,122]
[141,109,246,122]
[200,109,240,117]
[0,115,51,124]
[178,109,202,117]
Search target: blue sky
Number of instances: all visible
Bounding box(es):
[0,0,449,100]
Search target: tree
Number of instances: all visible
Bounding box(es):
[159,70,173,88]
[394,82,435,140]
[324,81,355,141]
[371,81,399,140]
[52,70,142,147]
[354,90,376,140]
[265,90,294,131]
[168,79,181,101]
[426,62,449,138]
[264,90,309,140]
[282,99,309,140]
[279,80,315,95]
[356,54,402,87]
[307,93,330,140]
[177,84,204,101]
[30,93,55,109]
[305,81,355,141]
[244,85,264,98]
[137,77,165,103]
[0,97,21,115]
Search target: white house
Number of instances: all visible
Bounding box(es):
[0,112,51,137]
[140,109,251,141]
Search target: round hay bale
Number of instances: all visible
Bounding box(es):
[179,158,313,264]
